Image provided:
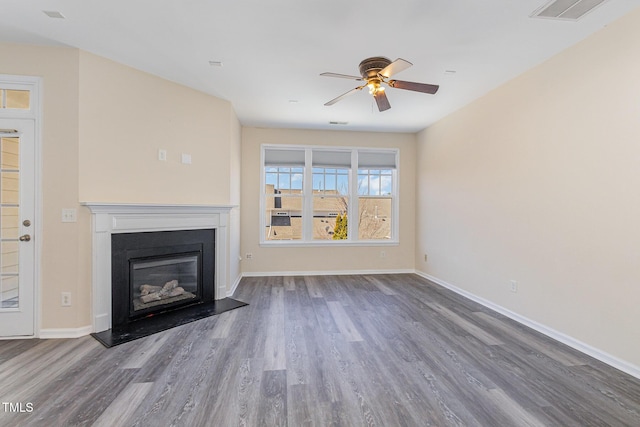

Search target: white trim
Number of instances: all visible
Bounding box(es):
[34,79,43,340]
[39,325,93,339]
[83,203,235,333]
[415,270,640,380]
[81,202,235,215]
[241,268,414,278]
[227,274,243,297]
[260,240,398,248]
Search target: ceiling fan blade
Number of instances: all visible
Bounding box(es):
[374,90,391,112]
[320,72,363,80]
[379,58,412,78]
[388,80,439,94]
[324,86,364,106]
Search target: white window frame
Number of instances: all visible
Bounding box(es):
[260,144,399,247]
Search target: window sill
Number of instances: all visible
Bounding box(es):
[259,240,399,248]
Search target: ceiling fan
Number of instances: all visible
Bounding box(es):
[321,56,439,112]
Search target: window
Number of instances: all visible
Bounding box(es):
[262,145,398,245]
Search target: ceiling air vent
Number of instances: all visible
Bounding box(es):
[532,0,607,21]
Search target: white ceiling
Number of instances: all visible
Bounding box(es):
[2,0,639,132]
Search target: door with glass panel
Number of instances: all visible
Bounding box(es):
[0,119,35,336]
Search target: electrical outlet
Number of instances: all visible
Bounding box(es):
[158,149,167,161]
[380,250,386,258]
[245,253,253,260]
[61,292,71,307]
[510,280,518,293]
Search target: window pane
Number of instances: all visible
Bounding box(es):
[1,172,19,204]
[265,173,277,187]
[291,173,303,190]
[278,173,291,191]
[5,90,30,109]
[357,174,368,195]
[265,196,303,241]
[325,174,336,192]
[313,196,348,240]
[313,173,323,191]
[1,276,19,308]
[358,197,392,240]
[369,175,381,196]
[380,175,392,195]
[1,241,19,273]
[1,207,19,239]
[1,137,19,169]
[336,174,349,196]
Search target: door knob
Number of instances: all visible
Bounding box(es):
[19,234,31,242]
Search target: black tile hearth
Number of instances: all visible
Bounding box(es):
[91,298,248,348]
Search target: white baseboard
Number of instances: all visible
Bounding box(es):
[39,325,93,339]
[241,268,415,278]
[415,270,640,380]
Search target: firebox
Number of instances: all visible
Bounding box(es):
[111,229,215,329]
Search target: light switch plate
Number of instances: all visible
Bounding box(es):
[62,208,77,223]
[181,153,192,164]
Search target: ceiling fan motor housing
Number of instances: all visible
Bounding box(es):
[359,56,392,79]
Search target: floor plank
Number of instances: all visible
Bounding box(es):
[92,382,154,427]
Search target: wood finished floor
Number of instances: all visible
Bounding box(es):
[1,274,640,426]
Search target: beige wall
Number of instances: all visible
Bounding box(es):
[416,8,640,367]
[78,51,235,205]
[241,127,416,274]
[0,43,241,332]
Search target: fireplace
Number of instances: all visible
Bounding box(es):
[84,203,236,334]
[111,229,215,329]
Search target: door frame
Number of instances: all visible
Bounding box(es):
[0,74,43,338]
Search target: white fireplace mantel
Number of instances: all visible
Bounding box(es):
[83,203,235,333]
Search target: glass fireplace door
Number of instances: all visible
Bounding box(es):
[130,253,200,315]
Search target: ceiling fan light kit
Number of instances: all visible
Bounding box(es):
[321,56,439,112]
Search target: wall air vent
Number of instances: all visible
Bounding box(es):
[532,0,607,21]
